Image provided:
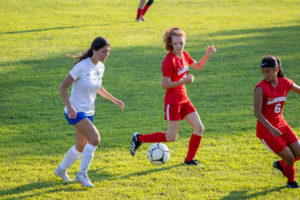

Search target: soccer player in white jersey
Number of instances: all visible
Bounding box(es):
[54,37,124,187]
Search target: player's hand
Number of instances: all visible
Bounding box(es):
[269,127,282,137]
[67,105,77,119]
[206,45,216,57]
[114,99,125,110]
[184,74,194,84]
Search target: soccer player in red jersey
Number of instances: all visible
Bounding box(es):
[135,0,154,22]
[130,26,216,166]
[254,55,300,188]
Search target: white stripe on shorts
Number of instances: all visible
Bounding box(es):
[261,139,275,153]
[166,104,170,121]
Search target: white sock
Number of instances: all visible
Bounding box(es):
[78,143,97,174]
[59,145,81,170]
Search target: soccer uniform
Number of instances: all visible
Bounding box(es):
[255,77,298,154]
[64,57,105,124]
[162,51,196,121]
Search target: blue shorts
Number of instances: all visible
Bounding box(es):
[64,112,94,125]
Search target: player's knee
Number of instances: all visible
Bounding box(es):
[166,132,178,142]
[194,124,204,136]
[284,155,295,165]
[147,0,154,6]
[89,134,100,146]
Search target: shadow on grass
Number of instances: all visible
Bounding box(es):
[0,23,125,35]
[0,181,86,199]
[221,186,286,200]
[89,164,183,182]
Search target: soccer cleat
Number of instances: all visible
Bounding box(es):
[135,19,142,22]
[286,181,299,188]
[54,166,72,181]
[130,132,141,156]
[140,16,146,22]
[184,159,204,167]
[273,161,286,177]
[75,172,94,188]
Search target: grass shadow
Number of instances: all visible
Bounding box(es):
[89,164,183,182]
[221,186,286,200]
[0,181,85,199]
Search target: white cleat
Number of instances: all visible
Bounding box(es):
[135,19,142,22]
[75,172,94,188]
[54,166,72,181]
[141,16,146,22]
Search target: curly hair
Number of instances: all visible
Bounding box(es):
[163,26,186,51]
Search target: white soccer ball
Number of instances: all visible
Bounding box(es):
[147,143,170,165]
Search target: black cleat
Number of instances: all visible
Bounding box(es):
[184,159,204,167]
[130,132,141,156]
[273,161,286,177]
[286,181,299,188]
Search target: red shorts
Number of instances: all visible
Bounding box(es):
[164,100,196,121]
[256,122,299,154]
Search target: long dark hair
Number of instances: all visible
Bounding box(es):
[73,37,110,66]
[261,55,284,78]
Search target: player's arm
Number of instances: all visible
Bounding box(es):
[161,75,194,89]
[190,45,216,71]
[291,82,300,94]
[97,86,124,110]
[60,74,77,118]
[254,87,282,137]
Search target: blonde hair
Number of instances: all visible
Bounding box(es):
[163,26,186,51]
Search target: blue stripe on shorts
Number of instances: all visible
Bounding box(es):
[64,112,94,125]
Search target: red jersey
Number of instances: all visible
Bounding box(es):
[255,77,293,127]
[161,51,195,104]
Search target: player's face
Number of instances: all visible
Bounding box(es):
[261,67,277,82]
[171,36,185,56]
[94,45,110,62]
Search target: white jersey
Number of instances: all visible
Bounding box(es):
[64,57,105,116]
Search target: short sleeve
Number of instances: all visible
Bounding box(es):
[69,63,82,80]
[183,51,195,65]
[161,56,173,77]
[284,78,294,92]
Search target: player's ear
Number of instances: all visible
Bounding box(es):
[275,66,279,73]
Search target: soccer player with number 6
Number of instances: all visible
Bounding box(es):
[254,55,300,188]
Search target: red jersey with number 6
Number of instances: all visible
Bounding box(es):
[161,51,195,104]
[255,77,293,127]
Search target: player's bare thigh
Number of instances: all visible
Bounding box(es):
[74,118,100,147]
[166,121,179,142]
[184,112,204,136]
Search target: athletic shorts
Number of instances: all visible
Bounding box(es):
[164,100,196,121]
[64,112,94,125]
[256,122,299,154]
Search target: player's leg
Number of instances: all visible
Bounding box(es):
[130,103,180,156]
[136,0,145,21]
[288,140,300,161]
[277,148,298,188]
[184,111,204,166]
[74,118,100,187]
[141,0,154,21]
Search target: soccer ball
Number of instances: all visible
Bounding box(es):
[147,143,170,165]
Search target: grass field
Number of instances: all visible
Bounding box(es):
[0,0,300,199]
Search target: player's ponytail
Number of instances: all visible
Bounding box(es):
[275,56,284,78]
[73,37,110,66]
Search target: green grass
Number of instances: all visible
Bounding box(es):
[0,0,300,199]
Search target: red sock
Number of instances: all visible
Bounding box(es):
[279,160,295,183]
[136,8,143,20]
[185,134,202,162]
[142,4,150,16]
[138,132,166,143]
